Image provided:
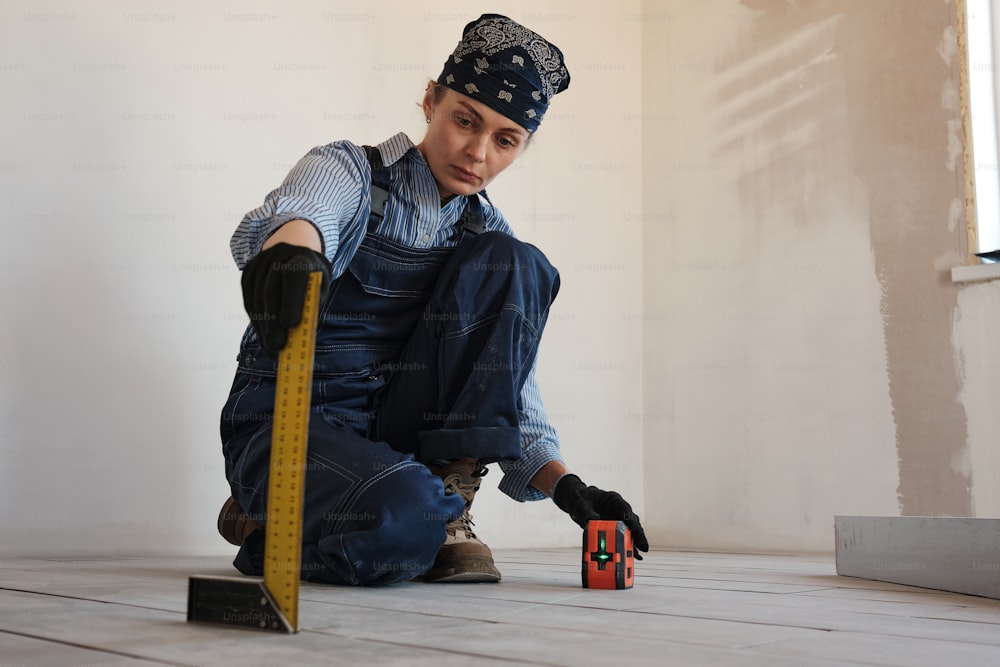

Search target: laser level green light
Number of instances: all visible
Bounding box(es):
[593,535,612,563]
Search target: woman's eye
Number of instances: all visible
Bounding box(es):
[455,115,472,127]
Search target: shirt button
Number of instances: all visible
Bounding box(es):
[422,234,431,243]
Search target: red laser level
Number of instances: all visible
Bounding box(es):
[582,520,634,589]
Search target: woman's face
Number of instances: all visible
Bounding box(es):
[417,86,529,201]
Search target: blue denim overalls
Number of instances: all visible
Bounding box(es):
[220,145,560,585]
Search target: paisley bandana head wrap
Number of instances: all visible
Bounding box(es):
[437,14,570,133]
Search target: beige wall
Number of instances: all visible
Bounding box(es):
[642,0,992,552]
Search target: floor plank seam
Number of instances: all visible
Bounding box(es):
[623,607,840,634]
[0,628,186,666]
[915,614,1000,626]
[297,630,558,667]
[633,606,1000,649]
[729,631,896,667]
[0,586,183,616]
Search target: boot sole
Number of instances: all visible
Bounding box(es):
[423,561,502,583]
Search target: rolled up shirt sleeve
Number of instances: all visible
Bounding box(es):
[230,141,370,271]
[498,362,564,502]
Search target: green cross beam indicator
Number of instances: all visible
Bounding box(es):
[591,531,613,569]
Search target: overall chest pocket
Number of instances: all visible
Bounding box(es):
[347,239,452,298]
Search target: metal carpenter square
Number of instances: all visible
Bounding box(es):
[187,271,322,634]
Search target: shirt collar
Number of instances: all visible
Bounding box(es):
[374,132,420,167]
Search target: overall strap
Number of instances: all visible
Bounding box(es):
[457,194,486,235]
[362,145,391,226]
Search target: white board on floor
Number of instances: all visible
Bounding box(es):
[835,516,1000,600]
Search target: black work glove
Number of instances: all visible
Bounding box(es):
[241,242,332,357]
[553,473,650,560]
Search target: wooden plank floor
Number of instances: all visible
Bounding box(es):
[2,549,1000,666]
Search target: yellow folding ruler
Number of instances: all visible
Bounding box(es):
[187,271,322,634]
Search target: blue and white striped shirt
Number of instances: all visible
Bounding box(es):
[231,132,562,502]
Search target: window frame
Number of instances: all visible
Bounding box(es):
[953,0,1000,282]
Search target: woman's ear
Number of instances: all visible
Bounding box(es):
[422,81,436,123]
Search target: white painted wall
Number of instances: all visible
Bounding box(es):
[0,0,644,556]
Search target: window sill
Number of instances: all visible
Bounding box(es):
[951,262,1000,283]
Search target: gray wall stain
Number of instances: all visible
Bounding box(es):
[845,2,972,517]
[733,0,972,516]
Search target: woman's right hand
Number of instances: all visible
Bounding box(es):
[240,241,331,357]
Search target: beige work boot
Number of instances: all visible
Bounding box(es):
[217,496,261,546]
[424,460,501,583]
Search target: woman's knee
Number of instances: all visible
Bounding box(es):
[447,232,560,300]
[322,461,464,585]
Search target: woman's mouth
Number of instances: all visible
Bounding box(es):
[451,166,480,184]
